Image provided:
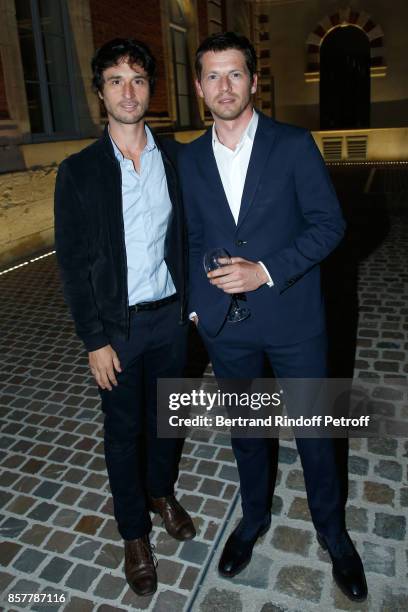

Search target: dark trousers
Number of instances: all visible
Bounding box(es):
[99,300,187,540]
[200,315,345,546]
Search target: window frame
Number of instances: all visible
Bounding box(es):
[17,0,80,142]
[169,22,192,129]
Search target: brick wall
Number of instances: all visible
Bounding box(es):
[89,0,167,116]
[0,54,9,119]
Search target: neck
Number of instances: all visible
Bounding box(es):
[108,119,147,157]
[213,106,254,150]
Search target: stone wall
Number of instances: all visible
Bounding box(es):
[2,126,408,269]
[0,129,203,267]
[0,138,95,267]
[313,128,408,162]
[0,166,57,267]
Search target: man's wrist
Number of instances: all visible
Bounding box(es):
[257,261,273,287]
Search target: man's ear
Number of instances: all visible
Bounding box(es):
[195,78,204,99]
[250,73,258,95]
[97,89,104,101]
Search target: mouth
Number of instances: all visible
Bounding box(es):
[217,97,236,104]
[120,103,139,111]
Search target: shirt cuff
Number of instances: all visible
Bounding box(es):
[258,261,274,287]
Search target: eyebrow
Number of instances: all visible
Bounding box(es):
[106,73,147,80]
[204,71,242,79]
[205,68,244,74]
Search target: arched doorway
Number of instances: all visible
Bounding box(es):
[320,26,370,130]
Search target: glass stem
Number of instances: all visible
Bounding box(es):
[231,295,240,310]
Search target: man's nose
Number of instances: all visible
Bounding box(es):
[122,82,135,98]
[219,75,232,92]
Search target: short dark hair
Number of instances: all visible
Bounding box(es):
[195,32,257,81]
[91,38,156,94]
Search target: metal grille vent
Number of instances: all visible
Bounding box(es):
[347,136,368,160]
[322,137,342,160]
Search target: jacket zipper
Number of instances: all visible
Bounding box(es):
[114,158,130,339]
[160,147,186,325]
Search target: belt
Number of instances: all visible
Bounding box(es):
[129,293,178,313]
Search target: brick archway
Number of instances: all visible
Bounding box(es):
[305,6,386,82]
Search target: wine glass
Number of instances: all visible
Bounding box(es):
[203,248,250,323]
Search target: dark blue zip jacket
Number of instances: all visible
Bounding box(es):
[54,126,187,352]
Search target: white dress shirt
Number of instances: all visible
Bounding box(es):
[212,108,258,224]
[212,109,273,285]
[190,109,272,321]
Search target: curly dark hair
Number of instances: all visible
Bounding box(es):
[195,32,257,82]
[91,38,156,94]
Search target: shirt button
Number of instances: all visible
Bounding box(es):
[236,240,247,247]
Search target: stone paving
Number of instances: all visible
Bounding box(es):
[193,169,408,612]
[0,254,242,611]
[0,166,407,612]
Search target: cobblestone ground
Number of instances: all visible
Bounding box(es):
[0,255,241,611]
[193,172,408,612]
[0,168,407,612]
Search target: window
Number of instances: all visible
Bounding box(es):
[170,26,191,128]
[16,0,78,137]
[208,0,222,35]
[168,0,193,128]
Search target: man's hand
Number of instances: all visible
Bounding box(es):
[207,257,269,293]
[89,345,122,391]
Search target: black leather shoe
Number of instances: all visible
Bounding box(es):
[218,519,271,578]
[317,532,368,602]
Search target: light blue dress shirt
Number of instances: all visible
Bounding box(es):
[110,126,176,305]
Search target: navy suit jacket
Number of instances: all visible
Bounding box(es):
[179,112,346,344]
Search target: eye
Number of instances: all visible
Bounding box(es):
[207,74,218,81]
[231,72,241,79]
[111,79,121,86]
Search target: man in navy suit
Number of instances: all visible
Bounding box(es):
[179,32,367,601]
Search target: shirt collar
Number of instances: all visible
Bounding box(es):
[109,124,156,162]
[212,109,258,151]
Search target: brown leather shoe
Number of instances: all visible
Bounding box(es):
[124,536,157,596]
[149,494,196,541]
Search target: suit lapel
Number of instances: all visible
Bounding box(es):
[237,113,277,229]
[196,129,237,231]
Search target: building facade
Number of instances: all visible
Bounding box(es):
[0,0,227,266]
[237,0,408,162]
[0,0,407,266]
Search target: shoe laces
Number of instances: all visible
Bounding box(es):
[167,494,179,512]
[128,538,158,568]
[150,542,158,568]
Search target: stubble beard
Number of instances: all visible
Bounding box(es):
[208,91,252,122]
[106,101,148,126]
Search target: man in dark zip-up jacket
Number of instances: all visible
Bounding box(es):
[54,38,194,597]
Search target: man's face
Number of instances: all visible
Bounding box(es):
[98,58,150,125]
[195,48,257,121]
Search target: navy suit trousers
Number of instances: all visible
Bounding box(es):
[199,313,345,545]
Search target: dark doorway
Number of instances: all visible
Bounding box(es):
[320,26,370,130]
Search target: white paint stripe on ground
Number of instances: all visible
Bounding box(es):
[364,167,376,193]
